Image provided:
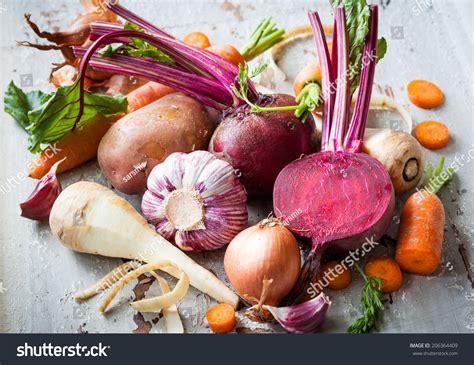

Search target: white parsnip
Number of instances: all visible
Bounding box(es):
[363,129,425,195]
[49,181,239,308]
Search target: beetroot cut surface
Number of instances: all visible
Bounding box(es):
[274,152,394,248]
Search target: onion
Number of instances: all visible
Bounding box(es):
[223,218,301,306]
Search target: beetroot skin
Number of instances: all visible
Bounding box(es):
[209,94,316,196]
[274,152,395,252]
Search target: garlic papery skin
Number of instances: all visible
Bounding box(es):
[142,151,248,252]
[19,158,65,221]
[264,293,331,333]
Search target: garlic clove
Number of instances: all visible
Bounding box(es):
[19,158,65,221]
[264,293,331,333]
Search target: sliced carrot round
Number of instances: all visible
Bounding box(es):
[407,80,444,109]
[414,120,449,150]
[320,260,352,290]
[183,31,211,49]
[206,303,236,333]
[365,257,403,294]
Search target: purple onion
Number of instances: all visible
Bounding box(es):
[142,151,248,252]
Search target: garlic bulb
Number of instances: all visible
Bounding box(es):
[142,151,248,251]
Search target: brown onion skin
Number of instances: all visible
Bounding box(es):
[224,221,301,306]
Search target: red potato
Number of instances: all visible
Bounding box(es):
[98,93,218,194]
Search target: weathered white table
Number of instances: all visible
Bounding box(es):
[0,0,472,333]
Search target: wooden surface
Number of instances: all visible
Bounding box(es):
[0,0,473,333]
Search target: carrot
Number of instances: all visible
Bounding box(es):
[365,257,402,293]
[28,114,119,179]
[126,82,176,113]
[183,31,211,49]
[407,80,444,109]
[414,120,449,150]
[206,44,245,67]
[395,156,453,275]
[294,63,322,97]
[206,303,236,333]
[319,260,352,290]
[396,192,445,275]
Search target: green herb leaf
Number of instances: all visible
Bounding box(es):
[249,63,268,78]
[331,0,387,95]
[4,81,52,131]
[99,43,124,57]
[240,18,285,61]
[4,80,127,153]
[98,22,174,64]
[376,37,387,63]
[347,263,387,334]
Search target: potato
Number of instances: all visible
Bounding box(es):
[98,93,218,194]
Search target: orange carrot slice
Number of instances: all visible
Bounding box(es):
[414,120,449,150]
[365,257,403,293]
[206,303,236,333]
[407,80,444,109]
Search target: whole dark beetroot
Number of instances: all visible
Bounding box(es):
[209,93,317,196]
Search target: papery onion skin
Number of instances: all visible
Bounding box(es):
[224,219,301,306]
[142,150,248,252]
[19,158,64,221]
[264,293,330,334]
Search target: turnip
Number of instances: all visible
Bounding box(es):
[71,2,318,196]
[273,6,395,302]
[49,181,239,308]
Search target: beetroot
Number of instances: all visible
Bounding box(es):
[274,152,394,249]
[273,6,394,303]
[209,93,316,195]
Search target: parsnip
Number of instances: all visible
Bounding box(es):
[49,181,239,308]
[362,129,425,195]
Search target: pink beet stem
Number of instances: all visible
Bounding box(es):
[344,6,379,152]
[327,7,350,152]
[308,11,335,152]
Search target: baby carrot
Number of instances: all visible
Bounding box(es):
[206,303,236,333]
[320,260,352,290]
[206,44,245,67]
[183,31,211,49]
[365,257,403,293]
[407,80,444,109]
[28,114,119,179]
[414,120,449,150]
[293,63,322,97]
[395,156,453,275]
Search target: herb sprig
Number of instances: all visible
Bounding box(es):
[347,262,387,334]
